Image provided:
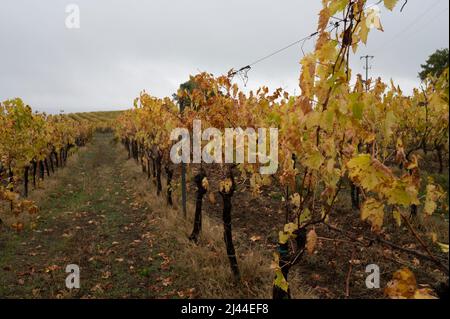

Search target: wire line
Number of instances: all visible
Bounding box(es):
[247,32,319,67]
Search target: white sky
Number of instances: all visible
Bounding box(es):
[0,0,448,114]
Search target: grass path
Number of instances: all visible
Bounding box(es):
[0,133,187,298]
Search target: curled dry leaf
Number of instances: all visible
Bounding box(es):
[306,229,318,255]
[45,265,61,273]
[250,235,262,242]
[201,177,209,191]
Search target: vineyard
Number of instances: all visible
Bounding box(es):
[1,0,449,300]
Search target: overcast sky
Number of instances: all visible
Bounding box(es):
[0,0,448,114]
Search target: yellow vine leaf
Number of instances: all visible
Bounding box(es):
[393,209,402,227]
[348,155,398,195]
[300,54,317,98]
[318,7,331,32]
[384,268,417,299]
[284,223,298,235]
[201,177,209,191]
[317,40,337,63]
[424,183,444,216]
[384,110,397,139]
[437,242,449,254]
[428,232,438,243]
[406,155,419,170]
[304,150,324,171]
[300,208,312,224]
[219,178,233,194]
[384,179,420,207]
[385,269,438,299]
[366,7,384,31]
[279,231,290,245]
[290,193,301,209]
[384,0,399,11]
[274,269,289,293]
[413,289,438,300]
[3,191,19,202]
[328,0,349,16]
[361,198,385,232]
[358,16,370,44]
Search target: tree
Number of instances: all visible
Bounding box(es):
[419,48,449,81]
[172,79,197,111]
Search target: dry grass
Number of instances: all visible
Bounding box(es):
[122,158,315,299]
[1,139,315,299]
[420,215,449,244]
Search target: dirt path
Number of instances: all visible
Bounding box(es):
[0,133,186,298]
